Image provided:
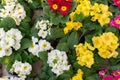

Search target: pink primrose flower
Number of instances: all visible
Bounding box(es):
[109,15,120,29]
[113,0,120,9]
[102,75,114,80]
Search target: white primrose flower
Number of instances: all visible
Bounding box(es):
[9,76,25,80]
[7,28,23,41]
[0,2,26,25]
[21,62,32,75]
[0,9,9,18]
[35,21,47,30]
[4,2,15,11]
[38,30,48,38]
[0,45,5,57]
[38,39,51,52]
[2,37,14,48]
[28,43,39,56]
[28,37,39,56]
[47,49,70,76]
[14,3,26,19]
[0,28,5,39]
[5,48,12,56]
[32,36,38,44]
[11,17,22,25]
[4,0,17,3]
[10,60,32,79]
[12,40,21,50]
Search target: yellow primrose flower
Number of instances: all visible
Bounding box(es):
[74,22,83,30]
[98,15,110,26]
[98,49,111,59]
[85,42,95,51]
[71,69,83,80]
[100,32,114,45]
[92,36,103,48]
[75,42,94,68]
[92,32,119,59]
[70,12,75,21]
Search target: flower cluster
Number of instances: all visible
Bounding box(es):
[2,0,17,3]
[75,0,92,17]
[90,3,112,26]
[0,1,26,25]
[75,42,95,68]
[99,69,120,80]
[0,76,24,80]
[35,20,52,38]
[47,49,70,76]
[64,0,112,34]
[110,15,120,29]
[92,32,119,59]
[28,36,52,56]
[71,69,83,80]
[0,28,22,58]
[10,60,32,79]
[47,0,73,16]
[64,19,83,34]
[113,0,120,9]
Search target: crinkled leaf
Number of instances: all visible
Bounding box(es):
[56,42,69,52]
[20,38,32,50]
[38,51,48,64]
[0,17,16,31]
[67,31,79,49]
[47,28,65,40]
[73,13,85,22]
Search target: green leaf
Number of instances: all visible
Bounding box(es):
[73,13,85,22]
[57,69,73,80]
[67,31,79,49]
[15,53,22,61]
[21,51,29,62]
[20,38,32,50]
[85,34,93,44]
[47,28,65,40]
[85,74,101,80]
[105,27,119,36]
[56,42,69,52]
[0,17,16,31]
[38,51,48,64]
[61,15,69,23]
[50,14,62,25]
[30,27,39,37]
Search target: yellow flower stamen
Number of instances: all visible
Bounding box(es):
[61,6,67,11]
[116,19,120,24]
[52,4,58,10]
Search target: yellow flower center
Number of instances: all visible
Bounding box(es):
[117,0,120,4]
[52,4,58,10]
[3,11,7,15]
[116,19,120,24]
[31,44,35,48]
[0,48,2,51]
[8,3,12,6]
[61,6,67,11]
[42,43,47,48]
[118,78,120,80]
[24,66,28,70]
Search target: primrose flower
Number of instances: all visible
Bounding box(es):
[99,70,107,78]
[47,49,70,76]
[113,0,120,9]
[109,15,120,29]
[103,75,114,80]
[10,60,32,79]
[47,0,72,16]
[71,69,83,80]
